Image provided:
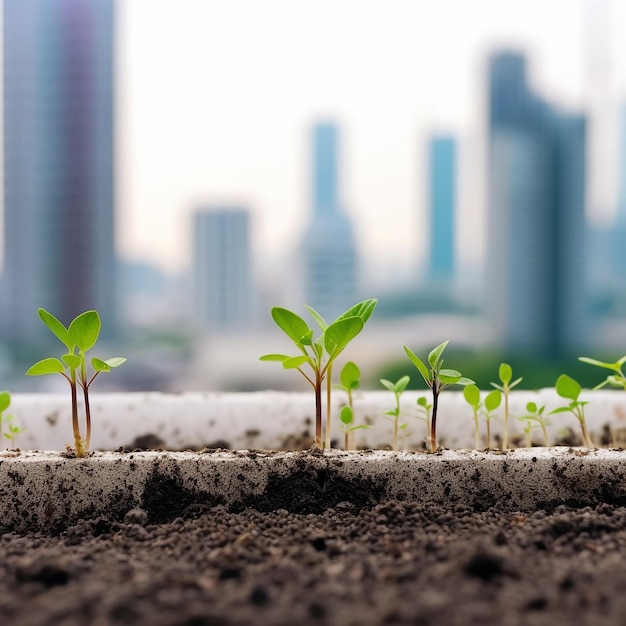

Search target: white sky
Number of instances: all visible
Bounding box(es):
[116,0,626,275]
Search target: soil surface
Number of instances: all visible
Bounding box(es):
[3,497,626,626]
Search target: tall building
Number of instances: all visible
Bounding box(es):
[192,207,253,331]
[428,135,456,283]
[487,51,587,355]
[300,122,357,320]
[2,0,116,343]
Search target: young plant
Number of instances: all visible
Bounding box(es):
[337,405,370,451]
[26,308,127,457]
[260,299,377,449]
[578,354,626,390]
[335,361,361,414]
[416,395,433,450]
[490,363,522,450]
[380,375,410,452]
[517,402,550,447]
[404,340,474,453]
[0,390,11,442]
[549,374,593,448]
[483,389,502,449]
[463,384,483,450]
[3,415,25,448]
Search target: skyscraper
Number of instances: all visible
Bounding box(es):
[2,0,116,342]
[428,135,456,283]
[487,51,587,355]
[192,207,253,331]
[300,122,357,320]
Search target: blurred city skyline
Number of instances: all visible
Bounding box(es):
[114,0,626,280]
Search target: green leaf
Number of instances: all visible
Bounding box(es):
[62,353,82,370]
[38,308,74,350]
[259,353,290,362]
[404,346,431,383]
[305,305,328,331]
[324,316,364,360]
[0,391,10,412]
[339,405,354,426]
[509,377,523,389]
[283,356,310,369]
[380,378,396,392]
[578,356,621,372]
[555,374,581,401]
[26,358,66,376]
[526,401,537,413]
[340,361,360,389]
[457,377,475,386]
[417,396,428,407]
[103,357,126,369]
[549,406,573,415]
[270,308,311,346]
[428,340,449,368]
[383,408,399,417]
[299,330,314,346]
[499,362,512,385]
[336,299,377,324]
[484,389,502,411]
[92,358,111,373]
[395,375,410,393]
[463,384,480,407]
[68,310,101,351]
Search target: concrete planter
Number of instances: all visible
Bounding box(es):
[2,390,626,533]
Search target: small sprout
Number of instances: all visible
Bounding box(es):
[463,384,482,450]
[380,376,410,452]
[337,405,370,451]
[578,354,626,390]
[517,401,550,447]
[483,389,502,449]
[26,309,126,457]
[3,415,25,448]
[260,299,377,449]
[490,363,522,450]
[549,374,594,448]
[416,395,433,450]
[0,390,11,443]
[404,340,474,452]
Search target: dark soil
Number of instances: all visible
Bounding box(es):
[3,498,626,626]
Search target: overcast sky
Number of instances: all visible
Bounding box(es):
[116,0,626,276]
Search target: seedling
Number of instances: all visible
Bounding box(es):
[404,340,474,452]
[463,384,501,449]
[0,390,11,442]
[578,354,626,390]
[482,389,502,449]
[3,415,25,448]
[517,401,550,447]
[337,405,370,451]
[260,299,377,449]
[416,396,433,450]
[26,309,127,457]
[490,363,522,450]
[380,375,410,451]
[549,374,594,448]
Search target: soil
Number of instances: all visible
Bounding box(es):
[4,490,626,626]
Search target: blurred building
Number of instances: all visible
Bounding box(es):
[486,51,587,355]
[612,104,626,273]
[427,135,456,284]
[300,122,357,320]
[2,0,117,343]
[192,207,254,331]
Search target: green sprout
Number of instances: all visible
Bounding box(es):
[260,299,377,449]
[416,395,433,450]
[26,308,127,457]
[578,354,626,390]
[463,384,501,449]
[0,390,11,443]
[380,375,410,452]
[549,374,594,448]
[490,363,522,450]
[3,415,25,449]
[404,340,474,452]
[517,401,550,447]
[337,405,370,451]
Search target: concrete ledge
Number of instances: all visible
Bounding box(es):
[2,447,626,533]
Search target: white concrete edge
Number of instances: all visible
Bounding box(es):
[1,447,626,532]
[4,390,626,453]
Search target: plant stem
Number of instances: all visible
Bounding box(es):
[503,389,509,450]
[473,409,479,450]
[580,417,593,448]
[541,423,549,447]
[486,419,491,449]
[69,373,85,457]
[430,385,439,453]
[344,431,350,451]
[325,364,333,450]
[83,383,92,452]
[314,374,323,449]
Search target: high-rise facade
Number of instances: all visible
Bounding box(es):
[300,123,357,320]
[487,51,587,354]
[192,207,253,331]
[2,0,116,342]
[428,135,456,283]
